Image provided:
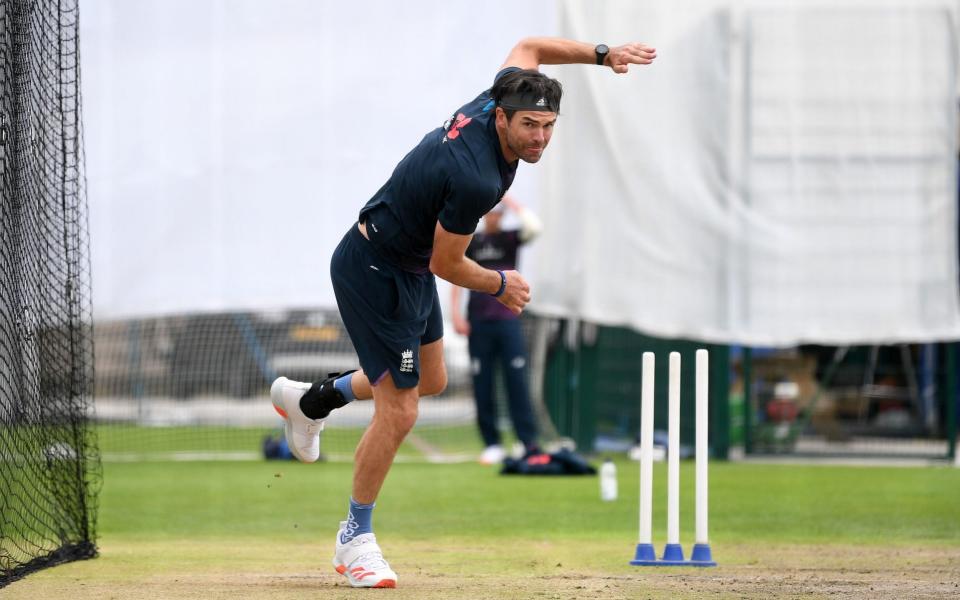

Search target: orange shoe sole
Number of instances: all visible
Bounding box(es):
[335,564,397,588]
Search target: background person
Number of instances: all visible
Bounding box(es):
[451,195,543,464]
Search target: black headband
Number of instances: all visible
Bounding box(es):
[497,91,558,112]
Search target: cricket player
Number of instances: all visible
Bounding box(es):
[271,36,656,588]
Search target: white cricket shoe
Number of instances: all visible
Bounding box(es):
[479,444,506,465]
[332,522,398,588]
[270,376,323,463]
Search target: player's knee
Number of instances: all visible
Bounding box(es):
[374,392,419,435]
[392,401,419,433]
[373,401,418,443]
[420,370,447,397]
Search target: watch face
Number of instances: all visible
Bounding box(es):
[595,44,609,65]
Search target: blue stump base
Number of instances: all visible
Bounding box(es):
[629,543,657,565]
[689,543,717,566]
[660,543,685,564]
[629,542,717,567]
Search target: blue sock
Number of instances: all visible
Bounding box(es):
[341,497,375,543]
[333,373,356,403]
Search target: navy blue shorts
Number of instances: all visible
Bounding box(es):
[330,224,443,389]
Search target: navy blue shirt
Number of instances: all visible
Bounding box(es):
[466,229,524,321]
[358,68,520,273]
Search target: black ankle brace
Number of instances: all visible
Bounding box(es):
[299,380,348,420]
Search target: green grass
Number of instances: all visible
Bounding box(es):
[9,458,960,599]
[96,424,493,459]
[98,458,960,547]
[97,425,272,454]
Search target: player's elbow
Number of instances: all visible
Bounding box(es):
[513,37,537,54]
[429,255,451,280]
[510,37,543,64]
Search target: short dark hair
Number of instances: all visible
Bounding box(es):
[492,69,562,120]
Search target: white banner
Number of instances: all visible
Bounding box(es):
[534,0,960,344]
[80,0,554,319]
[82,0,960,344]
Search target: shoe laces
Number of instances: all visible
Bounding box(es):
[355,551,390,571]
[305,422,321,434]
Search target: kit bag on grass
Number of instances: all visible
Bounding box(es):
[500,448,596,476]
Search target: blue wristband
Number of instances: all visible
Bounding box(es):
[492,270,507,297]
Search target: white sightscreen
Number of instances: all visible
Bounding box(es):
[80,0,555,319]
[83,0,960,345]
[534,0,960,345]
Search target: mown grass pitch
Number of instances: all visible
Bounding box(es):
[6,458,960,598]
[96,423,499,461]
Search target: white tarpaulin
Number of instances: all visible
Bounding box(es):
[82,0,960,345]
[80,0,554,319]
[535,0,960,345]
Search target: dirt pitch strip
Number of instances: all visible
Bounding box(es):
[5,541,959,599]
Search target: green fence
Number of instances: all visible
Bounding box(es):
[539,321,958,462]
[542,321,730,458]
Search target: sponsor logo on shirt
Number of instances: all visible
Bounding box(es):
[474,244,505,262]
[442,113,472,143]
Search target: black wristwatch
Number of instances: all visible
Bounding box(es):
[595,44,609,66]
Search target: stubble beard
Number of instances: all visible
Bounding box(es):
[508,134,543,164]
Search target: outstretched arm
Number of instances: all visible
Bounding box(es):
[500,37,656,73]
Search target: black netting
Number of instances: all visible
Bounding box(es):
[0,0,99,587]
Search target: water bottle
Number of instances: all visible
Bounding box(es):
[600,457,618,501]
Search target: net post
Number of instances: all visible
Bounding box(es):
[947,342,957,463]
